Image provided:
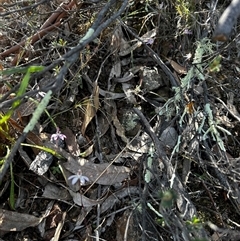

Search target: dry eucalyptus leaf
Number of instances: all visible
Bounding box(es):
[69,190,104,207]
[42,183,71,201]
[0,209,42,232]
[112,114,128,143]
[93,84,100,109]
[9,118,43,155]
[62,159,130,185]
[159,126,178,148]
[97,113,110,137]
[62,127,81,156]
[165,57,187,74]
[81,84,99,135]
[109,61,121,79]
[81,98,96,136]
[10,99,36,121]
[110,25,131,56]
[75,206,92,229]
[116,209,141,241]
[110,25,124,52]
[100,187,139,213]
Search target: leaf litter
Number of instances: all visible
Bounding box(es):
[1,1,240,240]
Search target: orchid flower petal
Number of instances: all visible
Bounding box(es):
[68,173,89,185]
[80,176,89,184]
[71,176,80,185]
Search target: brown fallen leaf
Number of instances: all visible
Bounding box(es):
[75,206,92,227]
[42,183,72,201]
[69,190,105,207]
[81,83,99,135]
[165,57,187,74]
[100,187,139,213]
[116,209,140,241]
[62,158,130,186]
[112,113,129,143]
[62,127,81,156]
[0,209,42,232]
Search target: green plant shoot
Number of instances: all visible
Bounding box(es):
[0,65,44,124]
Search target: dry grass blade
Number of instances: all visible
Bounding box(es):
[81,84,99,135]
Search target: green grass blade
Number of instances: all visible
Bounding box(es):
[0,65,45,125]
[0,65,44,76]
[21,143,62,158]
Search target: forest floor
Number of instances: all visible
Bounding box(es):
[1,1,240,241]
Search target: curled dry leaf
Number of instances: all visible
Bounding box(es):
[97,112,110,137]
